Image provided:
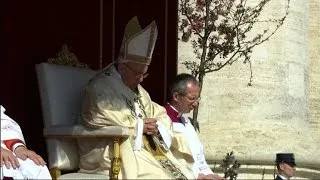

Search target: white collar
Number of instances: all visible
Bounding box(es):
[278,174,287,180]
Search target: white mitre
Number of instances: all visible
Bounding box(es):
[118,16,158,65]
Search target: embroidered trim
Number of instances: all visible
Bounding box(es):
[159,159,188,180]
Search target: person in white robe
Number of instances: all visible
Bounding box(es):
[0,105,52,179]
[78,16,195,179]
[164,73,224,180]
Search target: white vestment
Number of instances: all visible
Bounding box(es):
[1,105,52,179]
[172,117,214,177]
[165,103,214,177]
[78,65,195,179]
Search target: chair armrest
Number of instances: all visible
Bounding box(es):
[44,124,127,180]
[43,124,130,138]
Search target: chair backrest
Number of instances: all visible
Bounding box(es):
[36,63,96,170]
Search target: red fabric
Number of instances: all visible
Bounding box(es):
[164,103,182,123]
[3,139,25,151]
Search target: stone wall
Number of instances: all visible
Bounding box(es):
[178,0,320,178]
[308,0,320,143]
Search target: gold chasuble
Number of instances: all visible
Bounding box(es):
[78,64,194,179]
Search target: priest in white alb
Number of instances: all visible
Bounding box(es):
[164,74,224,180]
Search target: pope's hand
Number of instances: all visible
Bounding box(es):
[143,118,159,135]
[1,147,19,169]
[197,173,206,179]
[206,174,225,180]
[198,173,225,180]
[14,146,47,166]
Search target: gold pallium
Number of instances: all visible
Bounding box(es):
[48,44,89,68]
[143,135,167,160]
[142,136,187,180]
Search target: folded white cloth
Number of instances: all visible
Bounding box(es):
[1,158,51,179]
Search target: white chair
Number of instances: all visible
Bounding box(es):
[36,63,129,180]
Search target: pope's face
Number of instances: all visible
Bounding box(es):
[120,62,149,90]
[173,82,200,114]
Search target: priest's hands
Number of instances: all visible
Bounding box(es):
[1,147,19,169]
[143,118,159,135]
[14,146,47,166]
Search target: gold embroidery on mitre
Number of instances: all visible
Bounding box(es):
[123,54,151,64]
[118,16,158,65]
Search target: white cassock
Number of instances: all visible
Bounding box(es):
[165,103,214,178]
[1,105,52,179]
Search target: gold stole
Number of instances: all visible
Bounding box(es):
[142,132,188,180]
[134,93,188,179]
